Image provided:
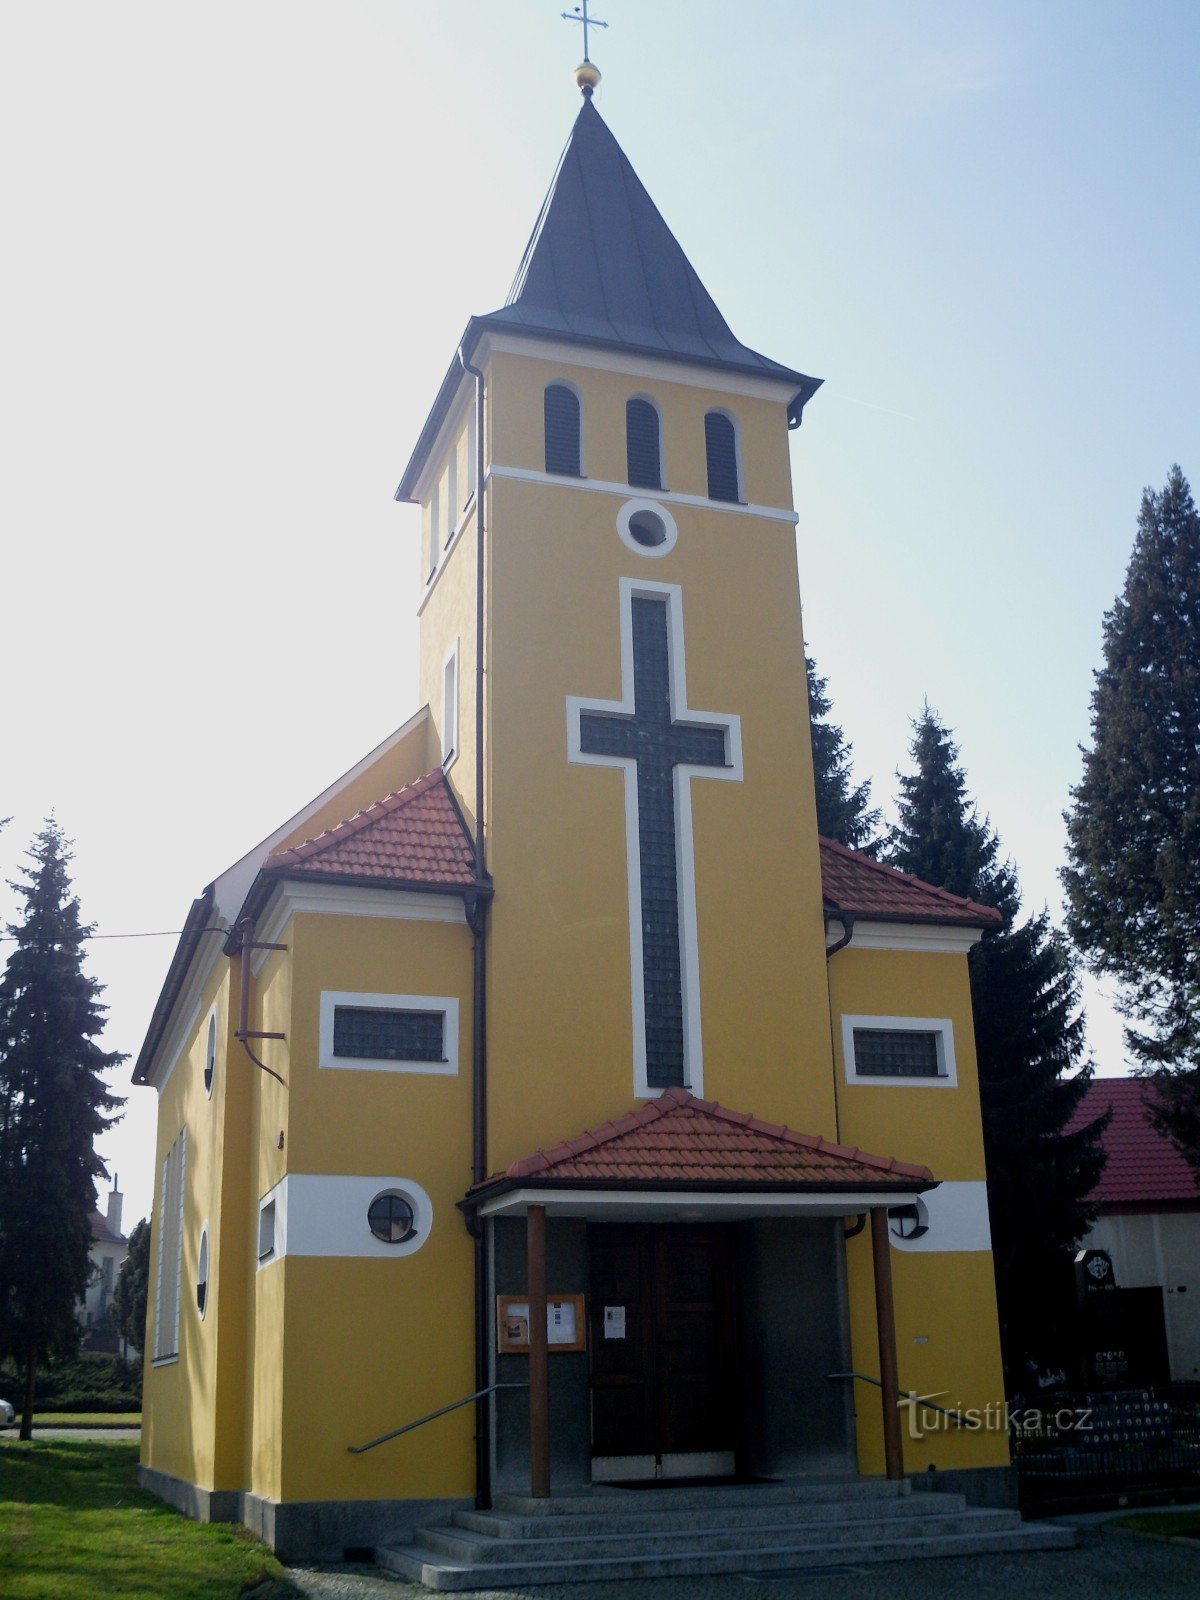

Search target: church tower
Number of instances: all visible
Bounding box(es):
[131,64,1037,1575]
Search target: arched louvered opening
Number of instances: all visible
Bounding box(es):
[704,411,741,503]
[626,398,663,491]
[544,384,582,476]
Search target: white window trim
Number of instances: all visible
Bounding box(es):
[627,392,666,491]
[567,577,743,1101]
[441,639,459,769]
[258,1194,279,1267]
[544,378,585,478]
[616,497,678,560]
[841,1014,958,1088]
[427,480,440,582]
[705,407,744,503]
[318,990,460,1076]
[152,1125,186,1364]
[257,1174,433,1262]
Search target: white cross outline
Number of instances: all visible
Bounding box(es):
[566,578,744,1099]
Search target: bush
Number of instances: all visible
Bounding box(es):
[0,1352,141,1413]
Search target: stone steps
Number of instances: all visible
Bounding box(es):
[376,1479,1076,1590]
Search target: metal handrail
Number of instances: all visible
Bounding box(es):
[826,1370,968,1427]
[348,1382,528,1455]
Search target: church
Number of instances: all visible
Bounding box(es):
[133,56,1071,1582]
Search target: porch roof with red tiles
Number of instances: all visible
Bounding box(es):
[262,770,476,889]
[819,836,1002,928]
[469,1087,935,1199]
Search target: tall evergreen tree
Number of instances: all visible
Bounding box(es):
[0,821,124,1438]
[806,653,882,853]
[888,709,1108,1380]
[1063,466,1200,1175]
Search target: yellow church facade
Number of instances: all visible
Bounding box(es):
[133,84,1029,1570]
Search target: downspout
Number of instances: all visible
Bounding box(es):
[459,343,492,1510]
[824,909,855,1145]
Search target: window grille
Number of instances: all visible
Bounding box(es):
[852,1027,942,1078]
[544,384,582,476]
[626,398,662,490]
[333,1005,446,1063]
[704,411,739,502]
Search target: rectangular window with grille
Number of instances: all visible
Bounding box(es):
[842,1015,957,1086]
[332,1006,446,1062]
[153,1126,186,1361]
[319,992,460,1076]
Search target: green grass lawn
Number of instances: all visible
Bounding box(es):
[1113,1509,1200,1539]
[0,1439,301,1599]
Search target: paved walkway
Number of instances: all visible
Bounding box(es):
[286,1526,1198,1600]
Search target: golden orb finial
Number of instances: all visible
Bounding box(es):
[575,59,601,97]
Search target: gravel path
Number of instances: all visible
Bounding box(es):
[286,1525,1198,1600]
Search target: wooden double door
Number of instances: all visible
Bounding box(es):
[587,1223,737,1477]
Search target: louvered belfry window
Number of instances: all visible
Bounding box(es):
[704,411,740,502]
[544,384,582,476]
[626,398,662,490]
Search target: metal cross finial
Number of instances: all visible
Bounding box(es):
[562,1,607,62]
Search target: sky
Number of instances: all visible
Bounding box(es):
[2,2,1198,1232]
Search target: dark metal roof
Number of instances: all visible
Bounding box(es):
[397,101,820,503]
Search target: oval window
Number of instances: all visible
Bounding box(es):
[197,1226,210,1319]
[204,1014,217,1098]
[628,510,668,547]
[368,1191,417,1245]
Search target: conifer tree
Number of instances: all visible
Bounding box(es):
[0,821,124,1438]
[888,710,1108,1380]
[1063,466,1200,1174]
[806,653,881,853]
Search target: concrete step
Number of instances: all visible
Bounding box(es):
[418,1506,1021,1563]
[378,1522,1077,1591]
[453,1490,969,1539]
[493,1475,908,1516]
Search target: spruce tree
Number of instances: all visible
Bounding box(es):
[806,653,882,853]
[0,821,124,1437]
[888,709,1108,1380]
[1063,466,1200,1174]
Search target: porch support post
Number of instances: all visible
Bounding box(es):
[870,1206,904,1480]
[527,1202,550,1498]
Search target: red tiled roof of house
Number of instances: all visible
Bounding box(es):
[263,770,476,888]
[1066,1077,1199,1207]
[89,1210,125,1246]
[819,837,1003,928]
[472,1086,934,1193]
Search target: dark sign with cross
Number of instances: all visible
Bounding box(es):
[570,586,740,1091]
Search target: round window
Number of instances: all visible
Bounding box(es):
[197,1226,210,1319]
[628,509,667,547]
[368,1191,417,1245]
[616,497,678,558]
[204,1013,217,1098]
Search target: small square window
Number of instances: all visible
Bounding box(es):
[258,1200,276,1261]
[842,1016,957,1087]
[319,992,459,1076]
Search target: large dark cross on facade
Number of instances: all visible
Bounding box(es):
[575,594,735,1089]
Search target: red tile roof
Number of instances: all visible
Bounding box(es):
[819,837,1002,928]
[472,1086,934,1194]
[89,1210,125,1246]
[263,770,476,888]
[1067,1077,1199,1208]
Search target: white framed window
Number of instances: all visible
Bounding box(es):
[841,1015,957,1087]
[203,1009,217,1099]
[442,640,459,767]
[462,406,477,512]
[319,991,460,1076]
[616,496,678,559]
[427,481,440,581]
[626,394,665,491]
[704,408,742,503]
[153,1126,186,1362]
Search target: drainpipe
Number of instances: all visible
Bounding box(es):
[824,910,854,1144]
[459,342,492,1510]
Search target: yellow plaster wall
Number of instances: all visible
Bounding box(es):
[416,500,479,837]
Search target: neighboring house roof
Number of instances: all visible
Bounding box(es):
[819,837,1003,929]
[261,770,476,889]
[1067,1077,1199,1208]
[469,1085,935,1199]
[89,1210,126,1247]
[397,100,821,502]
